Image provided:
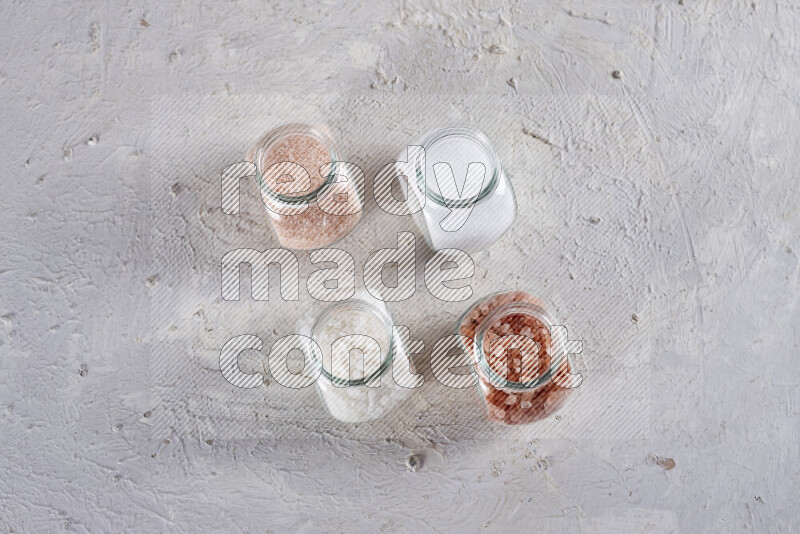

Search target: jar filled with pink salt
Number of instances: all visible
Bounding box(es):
[248,124,362,250]
[457,291,577,425]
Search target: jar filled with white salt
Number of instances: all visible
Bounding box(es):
[400,127,517,253]
[249,124,362,250]
[306,298,414,423]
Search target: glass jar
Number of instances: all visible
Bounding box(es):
[457,291,575,425]
[308,298,414,423]
[249,124,362,250]
[401,127,517,253]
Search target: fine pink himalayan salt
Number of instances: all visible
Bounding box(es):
[249,126,361,250]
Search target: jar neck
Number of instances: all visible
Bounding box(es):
[474,301,564,391]
[413,127,501,208]
[253,123,338,205]
[311,300,395,387]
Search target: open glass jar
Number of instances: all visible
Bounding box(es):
[307,298,414,423]
[401,127,517,253]
[458,291,576,425]
[249,124,362,250]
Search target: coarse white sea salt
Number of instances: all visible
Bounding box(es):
[307,297,415,423]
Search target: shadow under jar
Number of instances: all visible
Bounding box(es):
[249,124,362,250]
[458,291,576,425]
[310,299,413,423]
[401,127,517,253]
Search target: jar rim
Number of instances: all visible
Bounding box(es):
[252,123,339,205]
[310,299,395,387]
[413,126,502,208]
[471,299,567,391]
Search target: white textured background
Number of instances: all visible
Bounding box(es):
[1,1,799,532]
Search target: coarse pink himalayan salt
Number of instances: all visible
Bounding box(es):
[458,291,573,425]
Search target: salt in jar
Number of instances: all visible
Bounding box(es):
[399,127,517,253]
[457,291,576,425]
[307,298,414,423]
[249,124,362,250]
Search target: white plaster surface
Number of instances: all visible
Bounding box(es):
[1,1,799,532]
